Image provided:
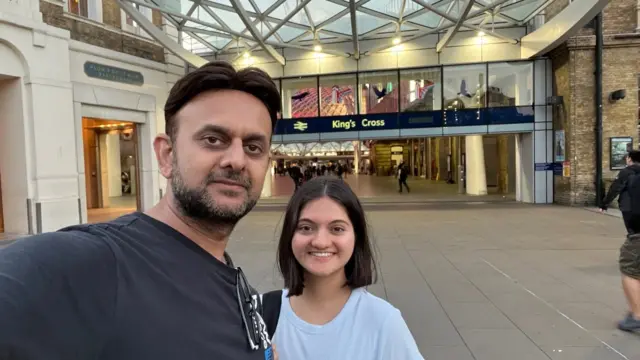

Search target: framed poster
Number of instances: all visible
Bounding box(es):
[610,137,634,170]
[554,130,565,162]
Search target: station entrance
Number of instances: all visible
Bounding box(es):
[268,134,517,201]
[82,118,141,223]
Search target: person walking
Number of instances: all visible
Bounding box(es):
[398,162,410,193]
[601,150,640,332]
[0,61,281,359]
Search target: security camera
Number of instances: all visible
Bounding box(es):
[609,89,626,102]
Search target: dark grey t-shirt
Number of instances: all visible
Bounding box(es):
[0,212,267,360]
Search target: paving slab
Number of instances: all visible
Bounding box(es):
[230,203,640,359]
[3,202,640,358]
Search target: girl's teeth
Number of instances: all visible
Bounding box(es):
[311,252,332,257]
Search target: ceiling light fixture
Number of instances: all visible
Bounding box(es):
[314,44,322,52]
[478,31,486,37]
[393,37,401,45]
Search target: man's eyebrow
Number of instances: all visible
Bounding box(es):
[193,124,231,139]
[243,133,268,144]
[193,125,269,144]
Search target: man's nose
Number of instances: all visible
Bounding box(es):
[218,139,247,171]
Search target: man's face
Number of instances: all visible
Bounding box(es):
[158,89,272,224]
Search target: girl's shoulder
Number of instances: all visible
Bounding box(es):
[352,288,403,324]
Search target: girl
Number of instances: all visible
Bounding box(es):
[269,176,424,360]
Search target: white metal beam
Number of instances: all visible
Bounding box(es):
[116,0,208,67]
[229,0,285,65]
[349,0,360,59]
[435,0,476,52]
[520,0,611,58]
[367,0,513,54]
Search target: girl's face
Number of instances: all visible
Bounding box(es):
[292,197,355,280]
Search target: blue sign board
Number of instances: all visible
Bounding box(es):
[276,113,399,135]
[399,111,443,128]
[273,106,535,135]
[84,62,144,86]
[535,162,563,175]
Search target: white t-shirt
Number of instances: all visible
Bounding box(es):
[272,288,424,360]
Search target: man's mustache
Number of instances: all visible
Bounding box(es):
[205,170,252,189]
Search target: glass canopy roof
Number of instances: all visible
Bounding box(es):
[143,0,558,57]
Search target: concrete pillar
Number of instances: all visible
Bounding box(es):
[353,140,360,174]
[497,135,509,194]
[283,90,292,118]
[261,163,273,198]
[427,138,432,179]
[465,135,488,195]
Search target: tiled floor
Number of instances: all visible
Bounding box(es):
[87,195,137,223]
[265,174,514,203]
[229,203,640,360]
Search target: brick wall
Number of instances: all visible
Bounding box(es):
[40,0,165,62]
[603,0,637,34]
[551,0,640,206]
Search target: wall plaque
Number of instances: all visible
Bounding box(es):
[84,62,144,86]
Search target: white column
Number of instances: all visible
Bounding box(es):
[515,133,534,203]
[261,163,273,198]
[465,135,487,195]
[353,141,360,174]
[283,90,292,118]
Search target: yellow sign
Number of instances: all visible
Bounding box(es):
[562,161,571,178]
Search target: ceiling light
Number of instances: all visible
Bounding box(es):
[243,52,250,59]
[392,37,401,45]
[314,45,322,52]
[477,31,486,37]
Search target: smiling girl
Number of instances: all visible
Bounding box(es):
[269,176,423,360]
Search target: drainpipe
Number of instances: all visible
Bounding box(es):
[595,12,604,207]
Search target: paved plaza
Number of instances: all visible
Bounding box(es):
[2,202,640,359]
[228,203,640,360]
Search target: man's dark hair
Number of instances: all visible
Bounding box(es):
[629,150,640,163]
[164,60,281,140]
[277,176,377,297]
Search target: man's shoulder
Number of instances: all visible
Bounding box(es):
[1,213,143,268]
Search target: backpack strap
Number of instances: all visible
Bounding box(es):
[259,290,283,339]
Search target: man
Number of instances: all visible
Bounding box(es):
[601,150,640,234]
[601,150,640,331]
[0,61,281,358]
[398,161,410,193]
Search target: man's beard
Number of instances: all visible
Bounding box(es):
[170,159,258,226]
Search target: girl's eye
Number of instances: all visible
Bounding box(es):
[332,227,345,233]
[297,225,312,232]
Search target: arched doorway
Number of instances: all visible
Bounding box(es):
[0,40,29,236]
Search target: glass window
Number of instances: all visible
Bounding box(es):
[281,77,318,119]
[319,74,357,117]
[488,62,533,107]
[399,67,442,112]
[122,5,153,37]
[358,71,399,115]
[443,64,486,110]
[68,0,88,17]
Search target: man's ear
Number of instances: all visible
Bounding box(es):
[154,134,173,179]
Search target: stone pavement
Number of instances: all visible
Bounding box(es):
[2,203,639,358]
[228,203,640,360]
